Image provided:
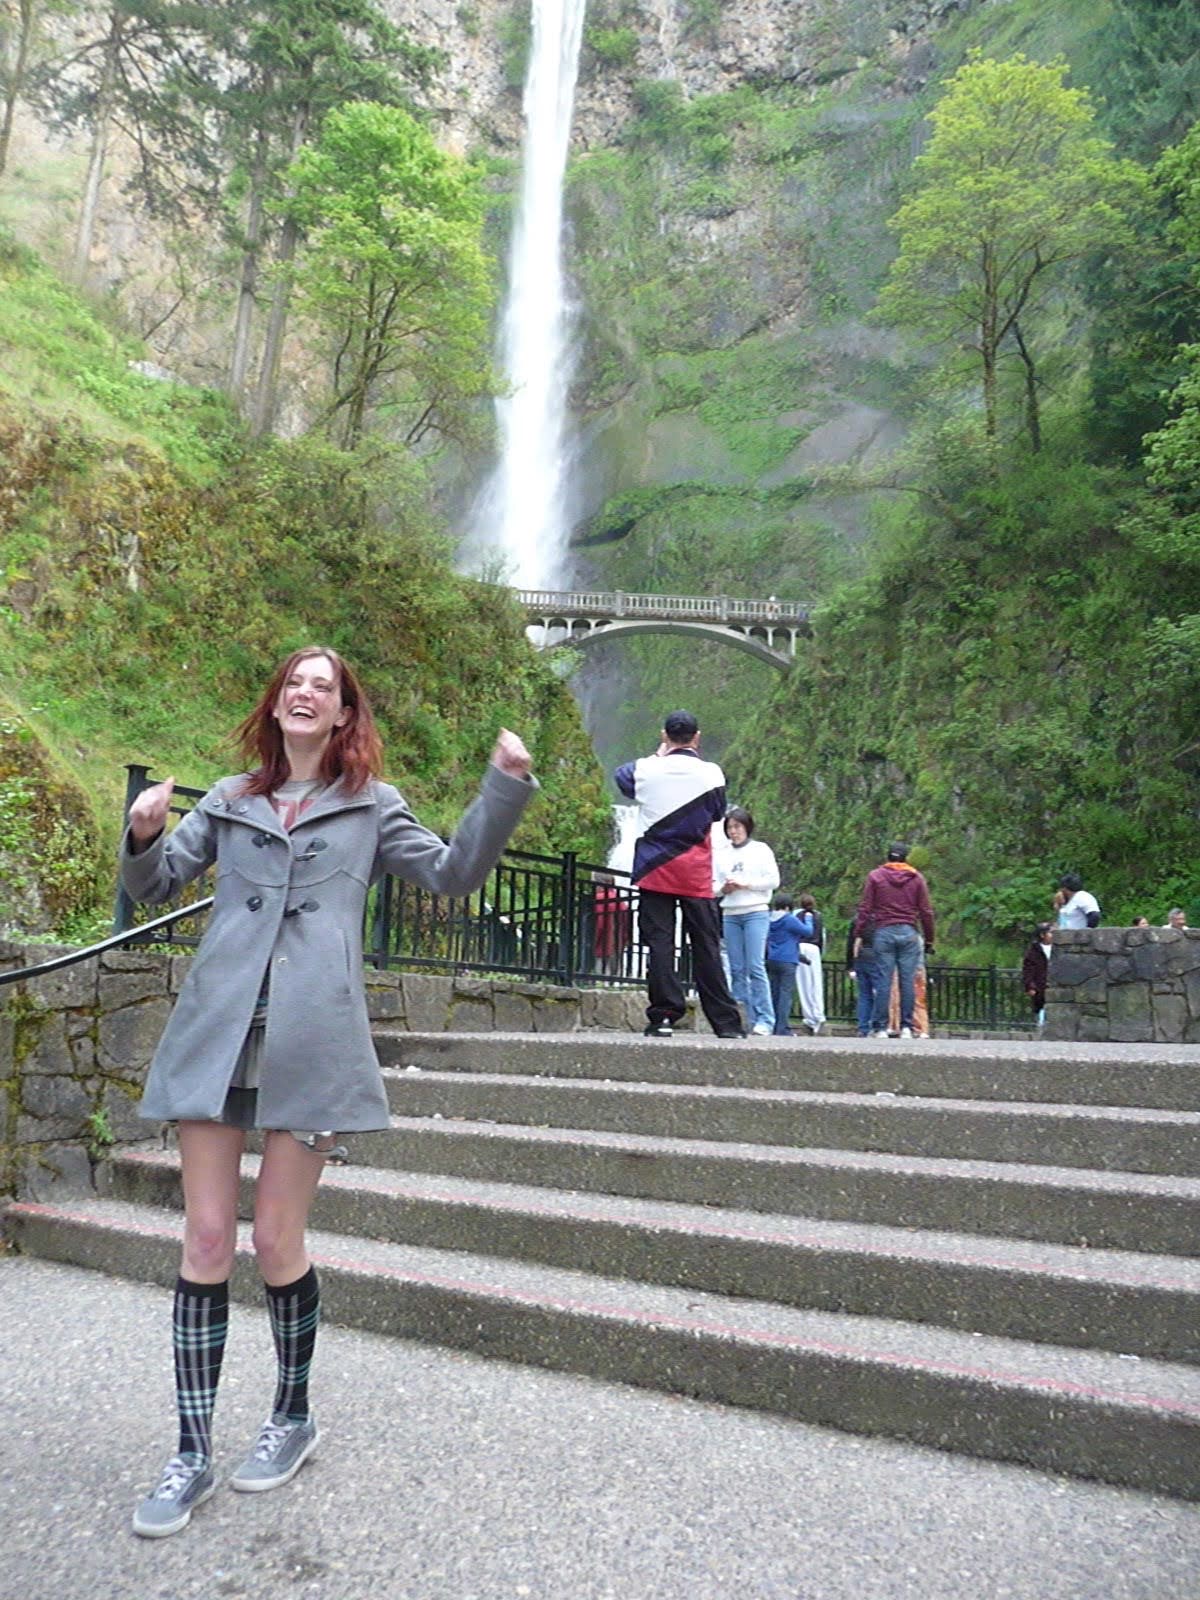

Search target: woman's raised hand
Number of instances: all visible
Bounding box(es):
[128,777,176,844]
[490,729,532,780]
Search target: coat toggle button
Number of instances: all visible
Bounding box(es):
[246,895,263,911]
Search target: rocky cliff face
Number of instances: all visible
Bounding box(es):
[395,0,962,152]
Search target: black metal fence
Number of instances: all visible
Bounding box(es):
[113,765,1029,1030]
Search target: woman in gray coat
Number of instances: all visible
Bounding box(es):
[124,646,536,1538]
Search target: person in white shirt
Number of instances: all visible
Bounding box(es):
[714,807,780,1034]
[1057,873,1100,929]
[795,891,827,1035]
[1164,908,1189,931]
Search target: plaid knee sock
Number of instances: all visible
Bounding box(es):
[173,1276,229,1464]
[265,1266,320,1423]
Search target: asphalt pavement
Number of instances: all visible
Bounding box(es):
[2,1254,1198,1600]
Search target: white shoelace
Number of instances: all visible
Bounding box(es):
[253,1420,293,1461]
[153,1457,202,1498]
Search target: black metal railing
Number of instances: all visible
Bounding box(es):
[0,897,215,988]
[819,961,1029,1033]
[0,763,1032,1028]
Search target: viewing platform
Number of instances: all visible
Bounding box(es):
[514,588,812,669]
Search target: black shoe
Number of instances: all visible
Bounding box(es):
[644,1021,674,1037]
[715,1028,746,1039]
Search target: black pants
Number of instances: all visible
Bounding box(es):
[638,890,743,1035]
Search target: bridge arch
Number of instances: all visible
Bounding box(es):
[531,616,797,669]
[515,588,810,674]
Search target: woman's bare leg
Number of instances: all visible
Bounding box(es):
[231,1132,328,1489]
[177,1120,246,1282]
[251,1130,327,1285]
[133,1122,244,1537]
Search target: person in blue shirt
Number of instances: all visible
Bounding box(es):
[765,892,813,1037]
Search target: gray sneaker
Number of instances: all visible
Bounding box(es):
[230,1412,319,1493]
[132,1453,215,1538]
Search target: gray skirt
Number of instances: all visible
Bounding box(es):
[217,1020,265,1128]
[216,1024,344,1155]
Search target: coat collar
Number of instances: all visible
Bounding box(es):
[206,776,377,837]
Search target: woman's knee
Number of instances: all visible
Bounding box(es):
[251,1210,307,1275]
[183,1215,237,1278]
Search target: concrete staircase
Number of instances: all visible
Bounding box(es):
[6,1030,1200,1499]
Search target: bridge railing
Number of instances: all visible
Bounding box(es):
[85,767,1036,1027]
[516,588,811,626]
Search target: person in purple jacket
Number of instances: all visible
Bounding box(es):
[853,842,935,1039]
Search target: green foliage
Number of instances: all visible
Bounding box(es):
[1122,344,1200,567]
[727,412,1200,954]
[85,1105,115,1159]
[0,228,244,479]
[584,26,639,71]
[497,5,532,92]
[1090,0,1200,159]
[0,239,608,935]
[283,101,496,450]
[876,52,1149,445]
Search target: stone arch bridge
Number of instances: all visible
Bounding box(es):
[516,588,811,670]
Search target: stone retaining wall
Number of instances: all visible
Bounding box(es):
[0,941,646,1203]
[1044,926,1200,1043]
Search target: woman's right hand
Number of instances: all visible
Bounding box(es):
[128,777,175,846]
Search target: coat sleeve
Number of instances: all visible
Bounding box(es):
[853,875,876,940]
[375,765,538,897]
[916,876,936,945]
[613,761,637,799]
[119,787,221,906]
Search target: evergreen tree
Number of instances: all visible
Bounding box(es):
[1091,0,1200,160]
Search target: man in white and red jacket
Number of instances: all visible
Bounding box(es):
[614,711,744,1038]
[853,842,936,1039]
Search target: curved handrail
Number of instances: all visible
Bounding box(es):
[0,898,215,989]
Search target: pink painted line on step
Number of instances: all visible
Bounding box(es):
[114,1147,1200,1293]
[13,1201,1198,1423]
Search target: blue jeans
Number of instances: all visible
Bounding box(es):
[766,960,797,1034]
[724,910,774,1031]
[854,953,880,1036]
[871,924,923,1032]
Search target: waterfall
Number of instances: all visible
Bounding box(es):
[471,0,588,590]
[608,803,639,875]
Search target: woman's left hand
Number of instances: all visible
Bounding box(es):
[491,728,533,780]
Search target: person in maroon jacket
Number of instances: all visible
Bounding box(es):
[853,843,935,1039]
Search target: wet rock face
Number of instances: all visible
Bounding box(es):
[389,0,946,151]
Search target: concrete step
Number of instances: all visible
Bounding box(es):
[341,1115,1200,1255]
[105,1149,1200,1365]
[381,1068,1200,1177]
[6,1192,1200,1501]
[374,1031,1200,1110]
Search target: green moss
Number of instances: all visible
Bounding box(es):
[0,241,610,937]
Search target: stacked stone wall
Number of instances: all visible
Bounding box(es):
[1044,927,1200,1043]
[0,940,645,1203]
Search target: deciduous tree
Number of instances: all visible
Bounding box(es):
[284,101,494,451]
[876,52,1147,450]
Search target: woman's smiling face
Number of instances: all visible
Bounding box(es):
[273,653,349,747]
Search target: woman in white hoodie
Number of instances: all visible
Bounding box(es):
[715,807,780,1034]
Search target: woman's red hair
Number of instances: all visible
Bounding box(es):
[236,647,383,796]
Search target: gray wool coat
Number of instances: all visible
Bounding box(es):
[120,763,537,1131]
